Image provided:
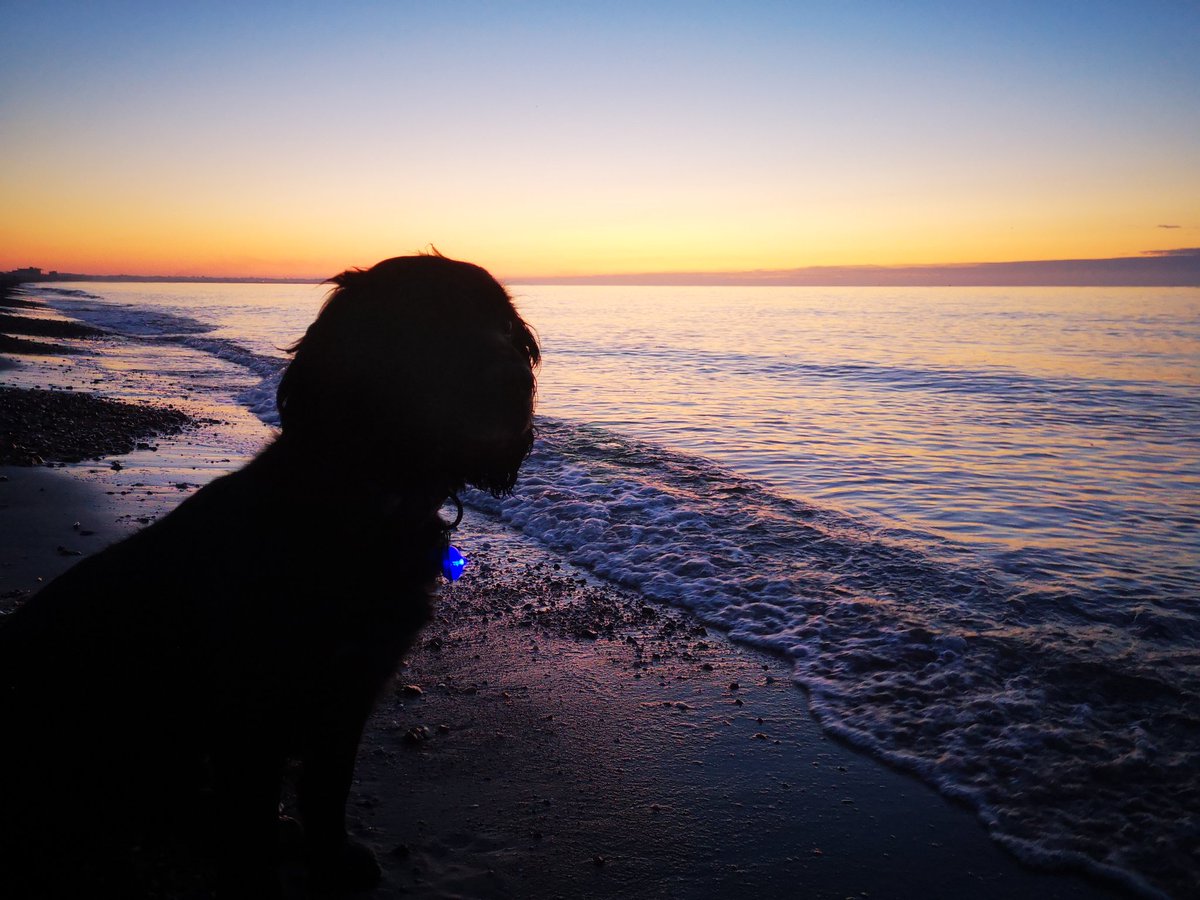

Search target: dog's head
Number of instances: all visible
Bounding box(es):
[277,254,539,497]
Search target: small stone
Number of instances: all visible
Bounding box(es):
[402,725,431,745]
[592,855,606,866]
[401,684,424,697]
[753,732,767,740]
[729,682,739,691]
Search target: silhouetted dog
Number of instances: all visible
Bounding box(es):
[0,255,539,897]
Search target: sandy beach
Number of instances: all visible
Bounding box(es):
[0,465,1133,900]
[0,293,1134,899]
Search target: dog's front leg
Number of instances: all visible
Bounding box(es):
[298,708,382,891]
[210,743,286,899]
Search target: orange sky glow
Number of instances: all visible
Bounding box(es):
[2,4,1197,282]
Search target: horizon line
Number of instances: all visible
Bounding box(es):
[7,249,1199,288]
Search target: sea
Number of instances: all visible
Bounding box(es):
[23,281,1200,898]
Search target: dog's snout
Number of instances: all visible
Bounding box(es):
[481,339,536,394]
[507,358,536,394]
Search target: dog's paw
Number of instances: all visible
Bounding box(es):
[277,814,305,857]
[216,862,284,900]
[307,838,381,893]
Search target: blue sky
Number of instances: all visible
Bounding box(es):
[2,1,1197,277]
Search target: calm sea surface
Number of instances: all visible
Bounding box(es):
[31,282,1200,897]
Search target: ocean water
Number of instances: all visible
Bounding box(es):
[26,281,1200,897]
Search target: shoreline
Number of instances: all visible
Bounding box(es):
[0,295,1137,898]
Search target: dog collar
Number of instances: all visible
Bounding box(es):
[439,493,467,581]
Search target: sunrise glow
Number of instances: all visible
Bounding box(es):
[2,2,1197,281]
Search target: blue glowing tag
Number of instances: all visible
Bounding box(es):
[441,545,467,581]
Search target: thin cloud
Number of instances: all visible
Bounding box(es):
[1141,247,1200,257]
[1157,224,1182,229]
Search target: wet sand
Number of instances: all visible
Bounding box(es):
[0,468,1130,899]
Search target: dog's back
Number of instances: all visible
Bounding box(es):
[2,444,440,748]
[0,443,440,893]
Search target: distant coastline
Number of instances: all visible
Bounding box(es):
[514,248,1200,287]
[3,269,319,285]
[7,247,1200,287]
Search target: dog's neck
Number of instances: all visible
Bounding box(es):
[259,436,454,530]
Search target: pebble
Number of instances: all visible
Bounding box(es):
[402,725,431,745]
[0,386,191,466]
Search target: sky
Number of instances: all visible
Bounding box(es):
[1,1,1198,280]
